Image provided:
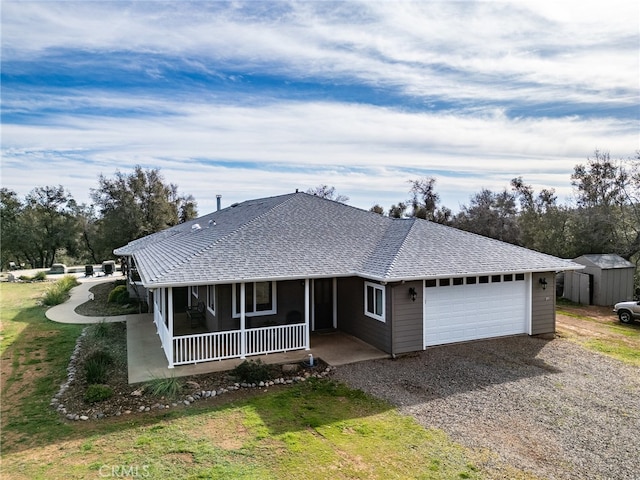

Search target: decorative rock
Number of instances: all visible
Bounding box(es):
[138,405,146,412]
[259,381,265,387]
[79,415,89,421]
[183,400,190,406]
[186,395,195,402]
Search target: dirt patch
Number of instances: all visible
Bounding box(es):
[556,304,640,349]
[193,410,251,449]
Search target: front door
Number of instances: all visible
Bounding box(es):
[314,278,334,330]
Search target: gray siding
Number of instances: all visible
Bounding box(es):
[337,277,391,353]
[531,272,556,335]
[599,268,634,305]
[391,281,423,354]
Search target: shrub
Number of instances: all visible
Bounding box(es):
[231,359,275,384]
[32,271,47,281]
[91,321,111,339]
[58,274,79,290]
[108,285,130,305]
[42,284,67,306]
[84,350,113,384]
[145,376,183,399]
[84,384,114,403]
[42,275,80,306]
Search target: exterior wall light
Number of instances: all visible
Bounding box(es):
[539,277,548,290]
[409,287,417,301]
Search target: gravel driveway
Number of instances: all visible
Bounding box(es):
[332,336,640,480]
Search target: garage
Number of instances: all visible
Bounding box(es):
[424,273,529,347]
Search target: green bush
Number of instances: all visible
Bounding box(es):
[32,271,47,281]
[84,384,114,403]
[231,359,275,384]
[145,376,184,399]
[42,284,67,306]
[108,285,130,305]
[84,350,113,384]
[42,275,80,306]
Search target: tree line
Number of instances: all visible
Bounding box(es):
[2,151,638,291]
[367,151,639,283]
[1,166,197,269]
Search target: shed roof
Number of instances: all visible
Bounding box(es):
[115,192,582,287]
[574,254,635,270]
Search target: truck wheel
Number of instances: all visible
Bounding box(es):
[618,311,633,324]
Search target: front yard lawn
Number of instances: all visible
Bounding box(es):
[1,281,510,480]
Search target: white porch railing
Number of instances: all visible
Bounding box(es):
[154,309,173,366]
[172,324,307,366]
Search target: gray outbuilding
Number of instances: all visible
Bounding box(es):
[564,254,636,306]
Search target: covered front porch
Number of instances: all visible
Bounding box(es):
[127,314,388,383]
[150,278,341,368]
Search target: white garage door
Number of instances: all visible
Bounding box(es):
[424,275,528,347]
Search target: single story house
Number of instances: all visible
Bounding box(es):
[115,191,583,368]
[563,254,636,306]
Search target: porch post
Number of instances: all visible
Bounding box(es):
[240,282,246,359]
[167,287,174,368]
[304,278,310,350]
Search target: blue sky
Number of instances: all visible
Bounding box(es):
[1,1,638,214]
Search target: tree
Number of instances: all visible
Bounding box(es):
[407,177,452,224]
[511,177,574,258]
[453,188,519,244]
[306,185,349,203]
[369,204,384,215]
[388,202,407,218]
[90,166,198,259]
[570,150,640,259]
[0,188,23,269]
[17,186,79,268]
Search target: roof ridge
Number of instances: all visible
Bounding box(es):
[381,218,418,279]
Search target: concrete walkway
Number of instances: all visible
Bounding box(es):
[45,275,147,324]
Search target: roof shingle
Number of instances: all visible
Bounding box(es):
[114,192,582,287]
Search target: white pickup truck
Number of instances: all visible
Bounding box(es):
[613,300,640,324]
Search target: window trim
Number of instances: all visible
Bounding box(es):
[207,285,216,316]
[364,282,385,322]
[232,281,277,318]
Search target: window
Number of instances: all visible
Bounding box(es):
[479,276,489,284]
[439,278,450,287]
[515,273,525,281]
[232,282,277,317]
[207,285,215,315]
[453,277,464,286]
[466,276,477,285]
[504,274,513,282]
[491,275,501,283]
[364,282,385,322]
[425,279,437,288]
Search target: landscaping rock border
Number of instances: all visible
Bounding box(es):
[52,328,335,421]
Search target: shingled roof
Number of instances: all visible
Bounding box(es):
[114,192,582,287]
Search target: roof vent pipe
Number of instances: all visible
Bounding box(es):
[216,194,222,211]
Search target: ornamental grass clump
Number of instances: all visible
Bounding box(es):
[145,376,184,399]
[42,275,79,306]
[84,350,114,385]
